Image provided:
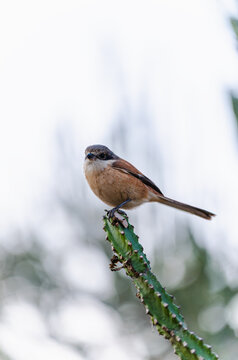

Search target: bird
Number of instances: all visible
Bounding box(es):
[84,144,215,220]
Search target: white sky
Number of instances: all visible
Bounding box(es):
[0,1,238,359]
[0,0,238,237]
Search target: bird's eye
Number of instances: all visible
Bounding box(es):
[99,153,106,160]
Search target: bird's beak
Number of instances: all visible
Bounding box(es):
[85,152,95,160]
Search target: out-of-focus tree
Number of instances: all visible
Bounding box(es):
[1,118,238,360]
[231,94,238,128]
[230,13,238,129]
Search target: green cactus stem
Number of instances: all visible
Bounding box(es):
[103,211,219,360]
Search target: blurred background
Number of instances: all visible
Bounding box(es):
[0,1,238,359]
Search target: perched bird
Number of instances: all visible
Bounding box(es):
[84,144,215,220]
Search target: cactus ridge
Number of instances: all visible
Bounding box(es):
[103,212,219,360]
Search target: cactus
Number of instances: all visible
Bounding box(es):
[103,211,219,360]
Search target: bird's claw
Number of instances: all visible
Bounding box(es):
[105,208,128,228]
[107,208,116,219]
[106,208,126,219]
[117,209,126,216]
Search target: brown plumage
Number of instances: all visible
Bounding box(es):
[84,144,215,220]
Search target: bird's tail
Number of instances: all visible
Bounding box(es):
[154,195,215,220]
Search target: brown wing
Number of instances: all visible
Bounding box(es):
[112,159,164,195]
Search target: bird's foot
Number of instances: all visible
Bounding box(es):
[105,199,131,219]
[105,208,116,219]
[106,208,126,219]
[105,208,128,228]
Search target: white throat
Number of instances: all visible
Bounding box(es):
[84,158,114,176]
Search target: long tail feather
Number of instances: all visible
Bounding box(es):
[155,196,215,220]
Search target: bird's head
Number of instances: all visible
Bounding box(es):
[85,144,119,162]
